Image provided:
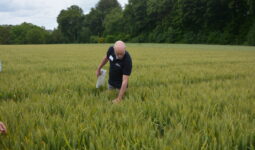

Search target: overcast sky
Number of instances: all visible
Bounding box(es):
[0,0,128,30]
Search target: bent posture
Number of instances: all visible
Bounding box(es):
[96,41,132,103]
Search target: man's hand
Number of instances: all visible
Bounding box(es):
[96,56,109,78]
[112,97,121,104]
[112,75,129,104]
[0,122,7,135]
[96,69,101,78]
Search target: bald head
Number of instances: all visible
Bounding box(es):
[114,41,126,60]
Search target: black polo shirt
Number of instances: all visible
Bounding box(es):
[106,46,132,89]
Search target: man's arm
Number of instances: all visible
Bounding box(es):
[96,56,108,77]
[113,75,129,103]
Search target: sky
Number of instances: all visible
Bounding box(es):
[0,0,128,30]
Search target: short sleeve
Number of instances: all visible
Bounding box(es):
[106,46,113,58]
[123,56,132,76]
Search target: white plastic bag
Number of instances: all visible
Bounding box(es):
[96,69,107,88]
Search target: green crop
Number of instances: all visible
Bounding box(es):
[0,44,254,150]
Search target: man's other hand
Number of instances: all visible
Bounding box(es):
[96,69,101,78]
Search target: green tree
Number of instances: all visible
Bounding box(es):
[49,29,67,43]
[10,22,49,44]
[0,25,12,44]
[96,0,121,15]
[85,9,103,36]
[57,5,84,43]
[25,28,49,44]
[11,22,32,44]
[86,0,121,36]
[123,0,148,40]
[78,27,91,43]
[103,7,123,35]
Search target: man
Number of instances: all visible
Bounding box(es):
[0,121,7,134]
[96,41,132,104]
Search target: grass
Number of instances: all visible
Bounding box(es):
[0,44,255,150]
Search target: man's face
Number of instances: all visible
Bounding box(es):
[114,48,125,60]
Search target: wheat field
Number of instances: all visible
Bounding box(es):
[0,44,255,150]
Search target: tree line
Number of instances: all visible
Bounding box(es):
[0,0,255,45]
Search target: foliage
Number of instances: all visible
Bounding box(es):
[1,0,255,45]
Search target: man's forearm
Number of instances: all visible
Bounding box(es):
[97,57,108,70]
[98,57,108,70]
[117,80,128,100]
